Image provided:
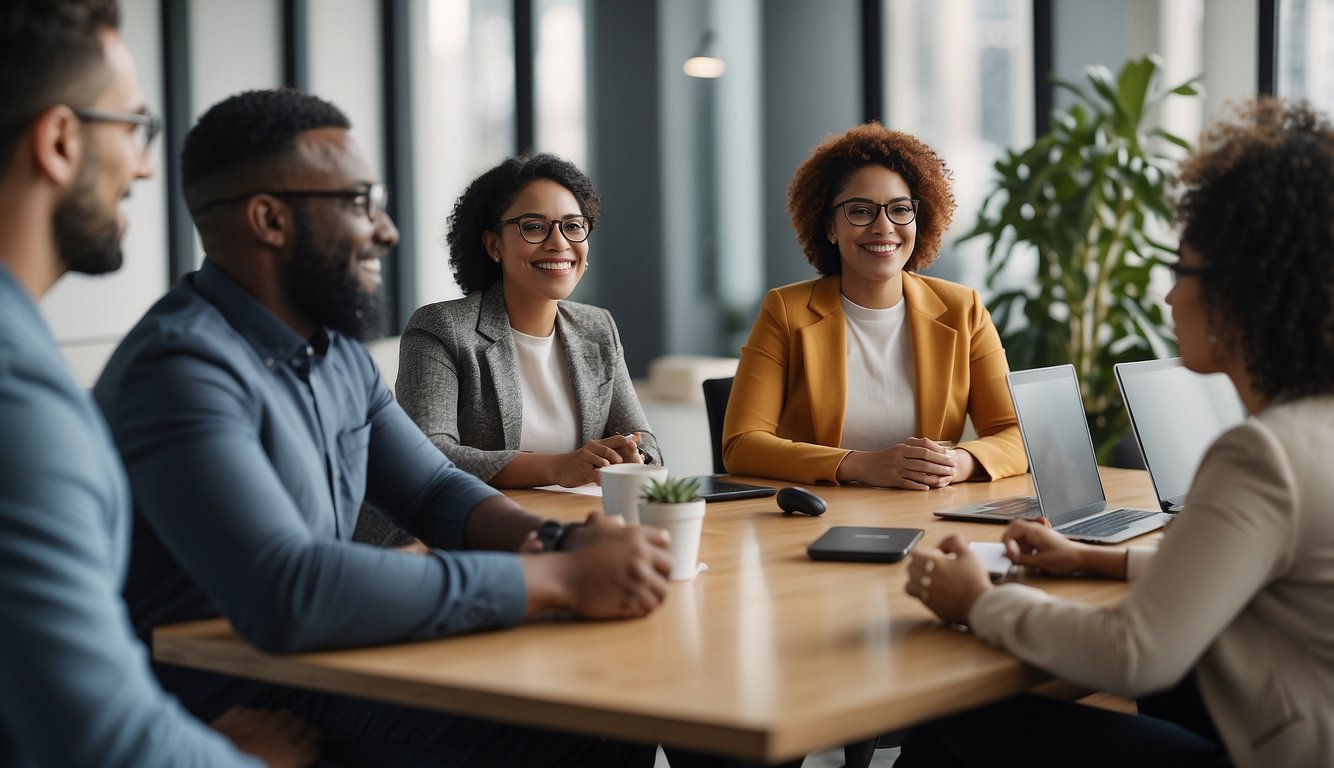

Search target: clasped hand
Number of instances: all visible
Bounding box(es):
[841,437,969,490]
[551,433,644,487]
[524,511,672,620]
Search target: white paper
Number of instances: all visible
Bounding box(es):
[534,483,603,497]
[969,541,1013,581]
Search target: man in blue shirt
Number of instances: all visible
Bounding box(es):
[95,88,673,766]
[0,2,316,766]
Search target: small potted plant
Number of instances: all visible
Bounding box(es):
[638,477,705,581]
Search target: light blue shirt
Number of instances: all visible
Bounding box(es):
[0,264,258,767]
[94,261,526,715]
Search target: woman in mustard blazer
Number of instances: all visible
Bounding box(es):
[722,124,1026,488]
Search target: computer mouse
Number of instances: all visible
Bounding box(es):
[776,486,827,516]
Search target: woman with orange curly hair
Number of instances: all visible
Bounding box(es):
[722,124,1026,488]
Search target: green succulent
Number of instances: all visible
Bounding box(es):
[641,477,702,504]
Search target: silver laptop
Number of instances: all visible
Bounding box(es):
[1114,358,1247,513]
[935,364,1171,544]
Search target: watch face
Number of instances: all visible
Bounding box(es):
[537,520,563,551]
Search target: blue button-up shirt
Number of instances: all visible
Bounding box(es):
[0,264,258,766]
[95,261,526,713]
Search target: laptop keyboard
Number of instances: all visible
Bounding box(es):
[1060,507,1161,538]
[975,497,1041,518]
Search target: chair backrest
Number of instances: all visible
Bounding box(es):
[701,377,734,475]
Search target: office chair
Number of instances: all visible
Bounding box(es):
[701,377,733,475]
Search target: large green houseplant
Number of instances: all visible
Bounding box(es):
[964,55,1201,458]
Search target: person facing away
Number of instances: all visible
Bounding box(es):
[723,123,1027,489]
[94,87,671,767]
[396,154,661,488]
[900,98,1334,768]
[0,2,316,766]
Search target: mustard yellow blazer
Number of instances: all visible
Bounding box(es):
[722,273,1027,484]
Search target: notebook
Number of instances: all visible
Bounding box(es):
[934,364,1171,544]
[1114,358,1247,513]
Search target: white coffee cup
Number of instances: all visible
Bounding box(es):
[638,498,706,581]
[599,464,668,524]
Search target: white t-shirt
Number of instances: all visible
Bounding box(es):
[510,327,579,454]
[839,294,917,451]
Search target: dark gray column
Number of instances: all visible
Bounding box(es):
[761,0,861,290]
[586,0,667,377]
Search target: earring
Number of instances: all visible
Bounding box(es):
[1207,334,1218,346]
[585,258,591,266]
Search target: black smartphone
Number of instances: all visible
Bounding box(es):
[807,527,924,563]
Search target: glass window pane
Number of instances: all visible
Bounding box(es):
[534,0,588,168]
[881,0,1034,288]
[410,0,516,308]
[1279,0,1334,112]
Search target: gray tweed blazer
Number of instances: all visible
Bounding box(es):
[396,282,661,481]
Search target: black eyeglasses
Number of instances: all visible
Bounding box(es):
[195,182,389,223]
[830,198,919,227]
[496,215,593,244]
[72,106,162,153]
[1167,262,1213,280]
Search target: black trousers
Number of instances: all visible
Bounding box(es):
[895,673,1230,768]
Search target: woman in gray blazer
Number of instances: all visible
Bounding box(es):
[397,155,660,488]
[898,99,1334,767]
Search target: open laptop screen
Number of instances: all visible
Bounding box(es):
[1115,358,1247,511]
[1008,365,1106,525]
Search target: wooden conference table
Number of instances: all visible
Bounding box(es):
[154,468,1159,763]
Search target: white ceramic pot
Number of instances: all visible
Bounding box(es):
[638,499,706,580]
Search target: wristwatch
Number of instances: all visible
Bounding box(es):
[638,447,654,465]
[535,520,584,551]
[535,520,563,551]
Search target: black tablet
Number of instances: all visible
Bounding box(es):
[807,527,924,563]
[684,475,778,502]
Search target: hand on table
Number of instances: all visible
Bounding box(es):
[904,534,992,625]
[1001,517,1128,579]
[839,437,966,490]
[550,434,642,487]
[1001,517,1082,574]
[211,706,319,768]
[521,512,672,619]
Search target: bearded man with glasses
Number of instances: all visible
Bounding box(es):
[94,87,674,767]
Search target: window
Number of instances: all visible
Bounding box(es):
[1278,0,1334,111]
[881,0,1034,288]
[409,0,517,308]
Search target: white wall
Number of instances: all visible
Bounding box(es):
[42,0,169,382]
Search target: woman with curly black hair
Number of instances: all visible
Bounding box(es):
[899,98,1334,767]
[396,154,660,487]
[722,123,1027,488]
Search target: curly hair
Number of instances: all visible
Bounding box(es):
[447,153,601,295]
[1174,98,1334,400]
[787,123,956,275]
[181,88,350,208]
[0,0,119,176]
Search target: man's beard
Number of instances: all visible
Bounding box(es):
[53,140,124,275]
[284,207,386,341]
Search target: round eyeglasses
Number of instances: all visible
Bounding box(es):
[830,198,920,227]
[194,182,389,223]
[496,215,593,244]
